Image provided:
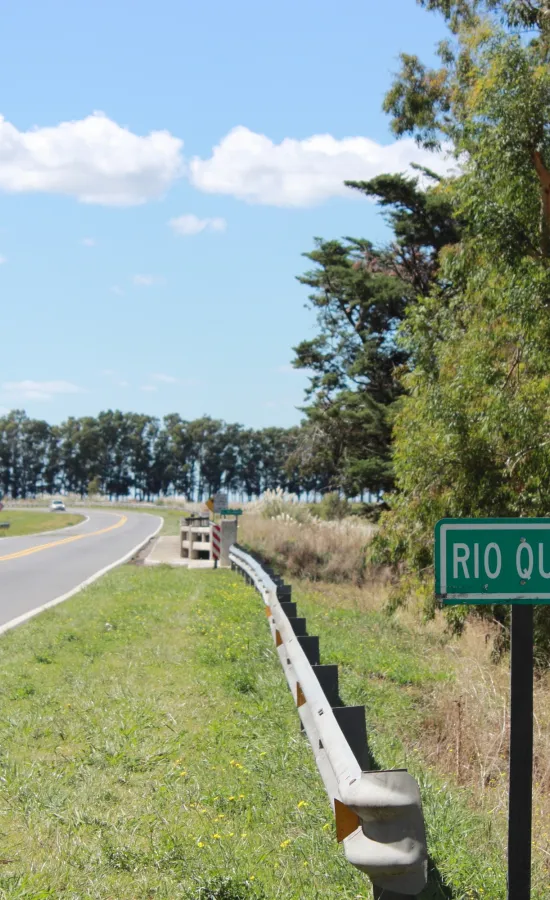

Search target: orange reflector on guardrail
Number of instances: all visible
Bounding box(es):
[335,798,361,843]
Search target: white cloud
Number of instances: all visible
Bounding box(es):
[140,385,157,393]
[133,274,164,287]
[110,285,124,296]
[0,255,7,265]
[169,213,227,236]
[1,379,82,402]
[81,237,96,246]
[189,126,454,207]
[152,373,178,384]
[0,112,183,206]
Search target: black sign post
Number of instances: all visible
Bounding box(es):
[507,605,533,900]
[434,518,545,899]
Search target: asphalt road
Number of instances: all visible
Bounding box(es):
[0,509,162,632]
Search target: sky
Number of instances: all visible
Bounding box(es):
[0,0,449,429]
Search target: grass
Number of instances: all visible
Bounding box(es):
[0,509,84,537]
[0,566,369,900]
[239,513,374,584]
[1,546,546,897]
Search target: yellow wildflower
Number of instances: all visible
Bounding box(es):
[280,839,291,848]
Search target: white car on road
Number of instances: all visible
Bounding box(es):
[50,500,66,512]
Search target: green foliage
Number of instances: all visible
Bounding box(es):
[291,174,459,499]
[315,492,350,521]
[372,0,550,662]
[190,876,265,900]
[87,476,101,495]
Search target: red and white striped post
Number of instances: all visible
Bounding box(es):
[211,522,221,567]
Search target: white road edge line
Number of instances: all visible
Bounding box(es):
[0,515,164,638]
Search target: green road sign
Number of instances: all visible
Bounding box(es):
[435,517,550,605]
[220,508,243,517]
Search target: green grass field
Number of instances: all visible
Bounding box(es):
[0,565,536,899]
[0,509,84,538]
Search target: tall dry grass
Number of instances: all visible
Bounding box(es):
[418,618,550,865]
[240,511,376,583]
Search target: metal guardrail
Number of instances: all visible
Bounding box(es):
[229,543,428,898]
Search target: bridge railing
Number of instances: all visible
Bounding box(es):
[229,543,428,899]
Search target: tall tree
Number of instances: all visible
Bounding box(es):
[292,173,458,497]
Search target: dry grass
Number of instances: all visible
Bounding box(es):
[240,512,375,584]
[417,617,550,868]
[240,510,550,884]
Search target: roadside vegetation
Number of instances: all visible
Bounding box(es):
[241,491,374,584]
[240,507,550,896]
[0,509,84,538]
[2,561,546,898]
[0,566,366,900]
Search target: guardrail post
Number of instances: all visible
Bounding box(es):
[313,664,341,706]
[288,617,307,636]
[332,706,370,771]
[297,635,320,665]
[279,601,297,618]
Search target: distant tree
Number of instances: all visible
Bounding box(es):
[87,476,101,496]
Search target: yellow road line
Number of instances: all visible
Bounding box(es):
[0,515,128,563]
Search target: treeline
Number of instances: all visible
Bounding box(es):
[0,410,330,500]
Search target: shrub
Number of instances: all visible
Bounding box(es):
[315,492,350,521]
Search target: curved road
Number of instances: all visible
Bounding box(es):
[0,509,162,633]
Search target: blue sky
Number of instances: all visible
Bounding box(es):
[0,0,448,428]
